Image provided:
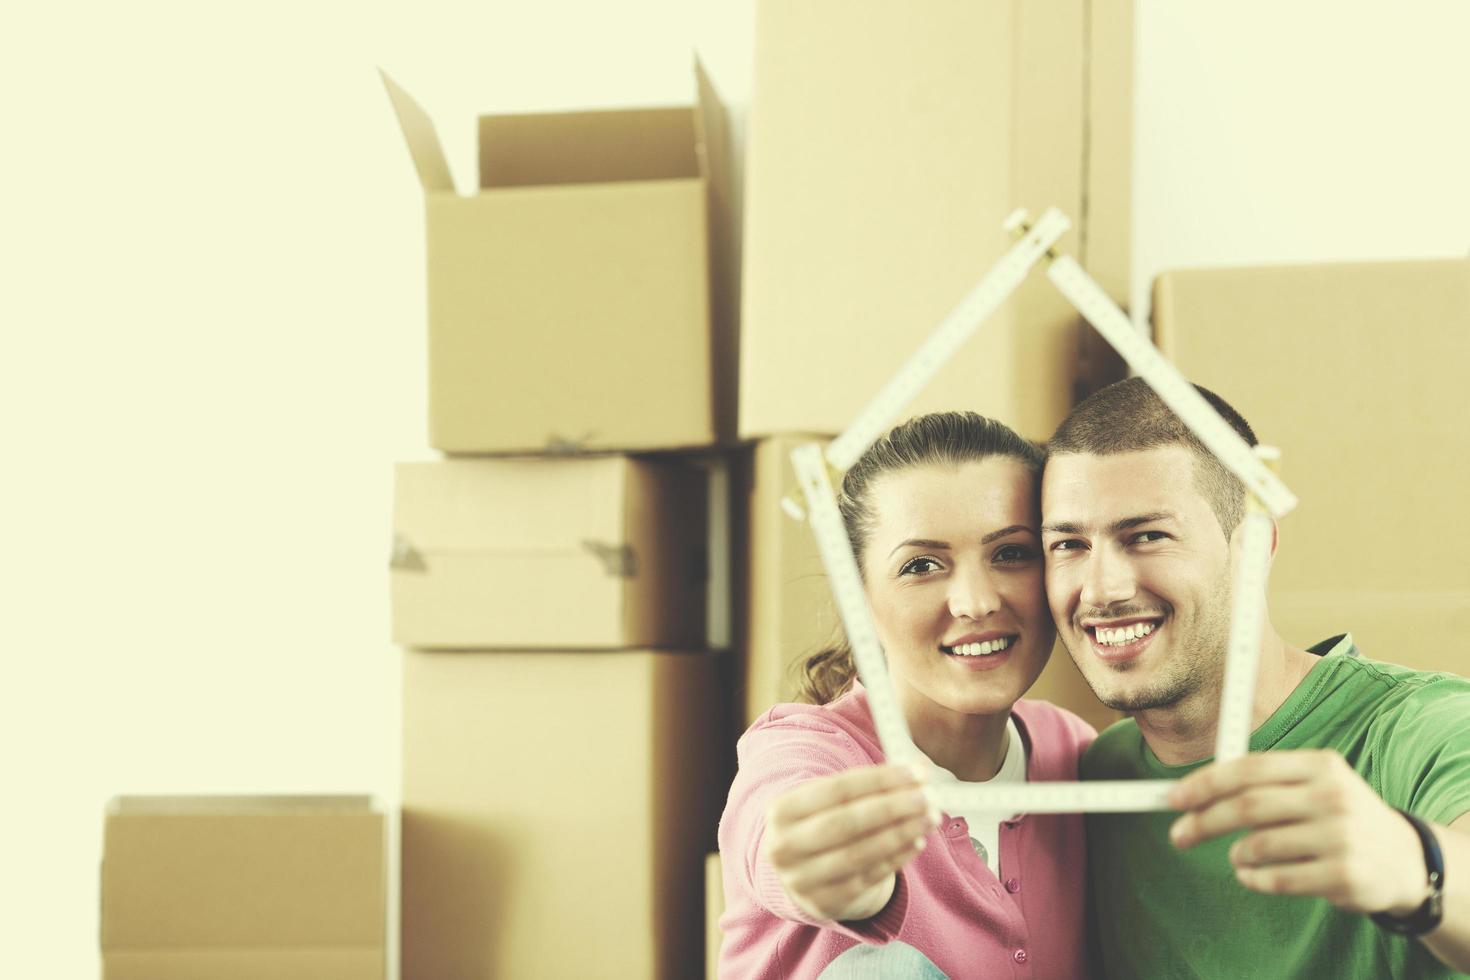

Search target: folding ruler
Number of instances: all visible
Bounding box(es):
[788,208,1295,813]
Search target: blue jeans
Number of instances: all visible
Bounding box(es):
[817,941,949,979]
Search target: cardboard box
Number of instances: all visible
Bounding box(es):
[735,0,1132,442]
[100,795,384,980]
[736,436,840,725]
[382,72,715,454]
[392,455,707,649]
[736,437,1118,732]
[401,649,725,979]
[706,852,724,980]
[1153,259,1470,678]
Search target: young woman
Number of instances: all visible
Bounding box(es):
[718,412,1095,979]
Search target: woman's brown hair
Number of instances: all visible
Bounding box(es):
[795,411,1045,705]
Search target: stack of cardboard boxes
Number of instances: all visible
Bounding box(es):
[728,0,1134,737]
[383,74,726,979]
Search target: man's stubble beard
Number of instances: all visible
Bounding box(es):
[1067,566,1235,715]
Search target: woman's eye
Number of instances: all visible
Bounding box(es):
[899,556,943,576]
[994,544,1037,564]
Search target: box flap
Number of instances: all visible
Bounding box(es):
[102,798,385,950]
[102,947,383,980]
[109,795,376,815]
[380,69,455,193]
[694,56,739,443]
[393,457,626,554]
[478,107,700,188]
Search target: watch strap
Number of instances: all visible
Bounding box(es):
[1370,809,1445,937]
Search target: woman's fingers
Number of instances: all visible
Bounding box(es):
[763,764,940,920]
[768,763,920,825]
[780,811,934,893]
[802,836,926,922]
[768,783,933,866]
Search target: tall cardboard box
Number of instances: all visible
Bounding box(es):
[392,456,708,649]
[1153,259,1470,677]
[382,72,715,454]
[735,0,1133,442]
[737,436,1117,733]
[100,795,385,980]
[401,649,725,979]
[737,436,840,725]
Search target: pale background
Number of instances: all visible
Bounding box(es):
[2,1,1467,976]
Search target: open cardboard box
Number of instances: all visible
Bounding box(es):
[100,795,384,980]
[383,70,716,454]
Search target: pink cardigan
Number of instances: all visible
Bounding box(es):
[717,685,1096,979]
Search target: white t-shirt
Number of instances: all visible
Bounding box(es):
[920,716,1027,877]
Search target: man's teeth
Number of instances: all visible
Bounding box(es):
[949,637,1014,657]
[1094,622,1157,647]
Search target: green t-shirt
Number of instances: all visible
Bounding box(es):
[1083,635,1470,979]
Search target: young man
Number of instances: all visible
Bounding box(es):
[1041,377,1470,977]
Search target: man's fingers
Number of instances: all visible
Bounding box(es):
[1229,819,1349,867]
[768,764,922,825]
[770,785,933,865]
[779,813,933,892]
[1169,749,1344,809]
[1170,784,1316,847]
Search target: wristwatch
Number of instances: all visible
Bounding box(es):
[1370,809,1445,937]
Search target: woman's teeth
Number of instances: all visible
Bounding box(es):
[948,637,1014,657]
[1095,622,1156,647]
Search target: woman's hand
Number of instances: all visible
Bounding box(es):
[761,763,939,922]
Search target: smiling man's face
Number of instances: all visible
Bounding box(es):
[1040,445,1236,713]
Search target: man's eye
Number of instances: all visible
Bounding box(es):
[1049,539,1085,553]
[899,556,943,576]
[1132,530,1167,545]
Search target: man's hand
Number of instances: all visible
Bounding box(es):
[762,763,939,922]
[1166,749,1429,916]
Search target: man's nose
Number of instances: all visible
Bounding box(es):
[1079,546,1137,610]
[948,563,1003,620]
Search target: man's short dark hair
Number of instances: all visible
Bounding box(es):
[1046,377,1259,536]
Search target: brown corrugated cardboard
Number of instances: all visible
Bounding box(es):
[392,455,707,649]
[737,436,1118,732]
[382,71,715,454]
[1153,259,1470,678]
[100,795,384,980]
[695,60,742,445]
[1076,0,1135,401]
[737,436,840,725]
[736,0,1132,442]
[401,649,725,980]
[706,852,724,980]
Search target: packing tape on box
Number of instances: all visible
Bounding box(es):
[581,541,638,578]
[387,537,636,577]
[390,534,428,572]
[788,207,1296,813]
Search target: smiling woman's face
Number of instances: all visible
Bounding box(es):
[860,457,1054,723]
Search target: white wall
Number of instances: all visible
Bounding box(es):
[1,2,696,976]
[1132,0,1470,320]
